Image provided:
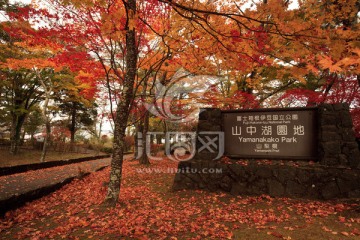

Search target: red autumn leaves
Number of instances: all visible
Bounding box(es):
[1,158,359,239]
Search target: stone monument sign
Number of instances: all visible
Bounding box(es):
[173,104,360,200]
[223,108,317,159]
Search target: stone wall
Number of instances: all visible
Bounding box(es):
[318,103,360,168]
[194,108,223,160]
[173,160,360,200]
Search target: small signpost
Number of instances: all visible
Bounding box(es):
[222,108,317,159]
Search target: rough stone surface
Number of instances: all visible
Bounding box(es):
[318,103,360,168]
[172,160,360,200]
[321,181,341,200]
[230,182,247,195]
[268,179,285,196]
[286,180,303,196]
[256,167,273,178]
[194,108,223,161]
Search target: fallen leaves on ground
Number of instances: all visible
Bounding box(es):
[0,158,359,239]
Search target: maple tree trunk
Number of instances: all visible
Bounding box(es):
[156,134,162,144]
[20,130,26,146]
[10,113,26,155]
[105,0,137,206]
[320,74,336,104]
[140,111,150,164]
[137,120,144,159]
[163,120,169,155]
[70,102,76,149]
[40,120,51,162]
[139,76,150,164]
[134,123,140,159]
[37,73,52,162]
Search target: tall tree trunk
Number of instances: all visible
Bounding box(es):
[156,133,162,144]
[140,111,150,164]
[40,119,51,162]
[20,128,26,146]
[163,120,169,156]
[133,131,138,157]
[320,73,336,105]
[10,114,26,155]
[38,71,52,163]
[139,76,150,164]
[134,122,142,159]
[105,0,137,206]
[70,102,76,149]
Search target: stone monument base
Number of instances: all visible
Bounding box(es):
[172,159,360,200]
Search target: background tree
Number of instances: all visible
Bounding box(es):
[0,2,55,154]
[56,98,98,146]
[35,67,55,162]
[1,67,44,154]
[22,104,44,142]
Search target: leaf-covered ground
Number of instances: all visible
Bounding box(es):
[0,158,359,239]
[0,149,101,167]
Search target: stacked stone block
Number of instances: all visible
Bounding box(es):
[194,108,223,161]
[318,103,360,168]
[173,161,360,199]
